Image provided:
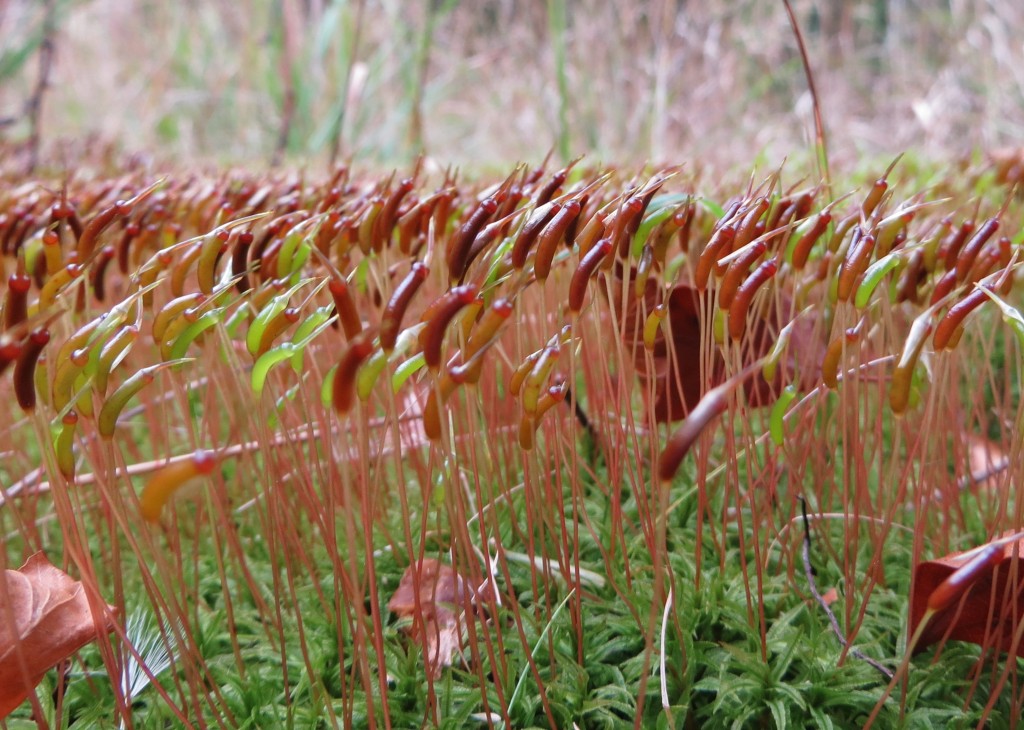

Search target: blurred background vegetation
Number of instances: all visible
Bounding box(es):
[1,0,1022,173]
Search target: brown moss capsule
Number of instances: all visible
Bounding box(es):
[332,336,375,415]
[356,195,384,254]
[695,225,735,291]
[718,241,766,311]
[423,373,459,441]
[419,284,479,369]
[14,328,49,412]
[450,298,515,384]
[569,238,612,313]
[380,262,429,352]
[448,198,497,282]
[575,209,607,257]
[116,221,140,275]
[90,245,116,302]
[534,200,581,281]
[197,229,230,295]
[534,167,568,206]
[929,268,958,306]
[511,203,559,270]
[611,195,646,260]
[790,212,830,269]
[4,271,31,331]
[732,197,770,251]
[728,258,777,340]
[955,217,999,282]
[933,287,991,350]
[329,275,362,340]
[373,177,414,250]
[170,241,203,297]
[941,220,975,272]
[895,249,925,304]
[231,230,255,294]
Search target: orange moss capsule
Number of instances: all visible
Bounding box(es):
[890,314,932,415]
[462,297,513,362]
[419,284,478,369]
[731,197,769,251]
[95,324,138,395]
[827,213,858,254]
[509,350,541,398]
[837,229,876,302]
[695,225,735,291]
[153,293,205,344]
[38,262,82,310]
[822,326,860,389]
[356,195,384,254]
[511,203,559,270]
[197,229,230,295]
[423,373,459,441]
[611,195,646,259]
[116,220,140,275]
[718,241,767,311]
[14,328,49,411]
[575,209,607,257]
[568,238,613,313]
[448,198,497,282]
[534,200,581,281]
[861,178,888,219]
[933,287,991,350]
[257,307,300,357]
[728,258,777,341]
[42,228,63,276]
[380,262,429,352]
[170,241,202,297]
[329,275,362,341]
[955,217,999,282]
[139,451,219,523]
[332,336,375,415]
[927,543,1004,614]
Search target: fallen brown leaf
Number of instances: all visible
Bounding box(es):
[387,558,477,677]
[0,553,116,718]
[909,535,1024,655]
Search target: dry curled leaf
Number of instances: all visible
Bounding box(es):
[387,558,476,677]
[0,553,116,718]
[909,535,1024,655]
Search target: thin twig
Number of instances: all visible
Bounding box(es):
[25,0,57,173]
[800,497,894,680]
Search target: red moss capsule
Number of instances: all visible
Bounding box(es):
[955,217,999,282]
[569,238,612,313]
[534,200,581,281]
[77,199,132,259]
[231,230,255,294]
[933,287,991,350]
[790,212,831,269]
[0,340,22,377]
[941,220,975,272]
[4,271,31,331]
[929,268,958,306]
[381,262,429,351]
[90,245,116,302]
[837,229,876,302]
[332,336,375,415]
[728,258,777,341]
[611,195,646,260]
[895,249,925,304]
[534,167,568,206]
[14,328,49,412]
[718,241,766,311]
[419,284,479,369]
[116,221,141,275]
[695,225,735,291]
[732,197,770,251]
[448,198,497,282]
[511,203,559,270]
[373,177,413,250]
[329,275,362,340]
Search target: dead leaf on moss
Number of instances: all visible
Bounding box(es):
[909,534,1024,655]
[965,433,1009,492]
[387,558,477,677]
[0,553,116,718]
